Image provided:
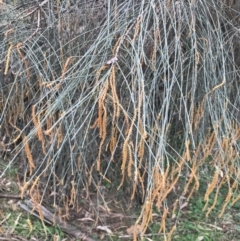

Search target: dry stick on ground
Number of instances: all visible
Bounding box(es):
[0,194,23,199]
[18,199,96,241]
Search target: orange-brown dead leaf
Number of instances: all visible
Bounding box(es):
[126,224,143,236]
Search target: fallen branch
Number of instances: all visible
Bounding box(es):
[18,199,96,241]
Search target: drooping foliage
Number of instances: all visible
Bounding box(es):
[0,0,240,238]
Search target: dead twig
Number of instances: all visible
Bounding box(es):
[0,194,23,199]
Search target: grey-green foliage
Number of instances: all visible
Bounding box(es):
[0,0,239,209]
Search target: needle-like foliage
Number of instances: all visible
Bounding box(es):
[0,0,240,238]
